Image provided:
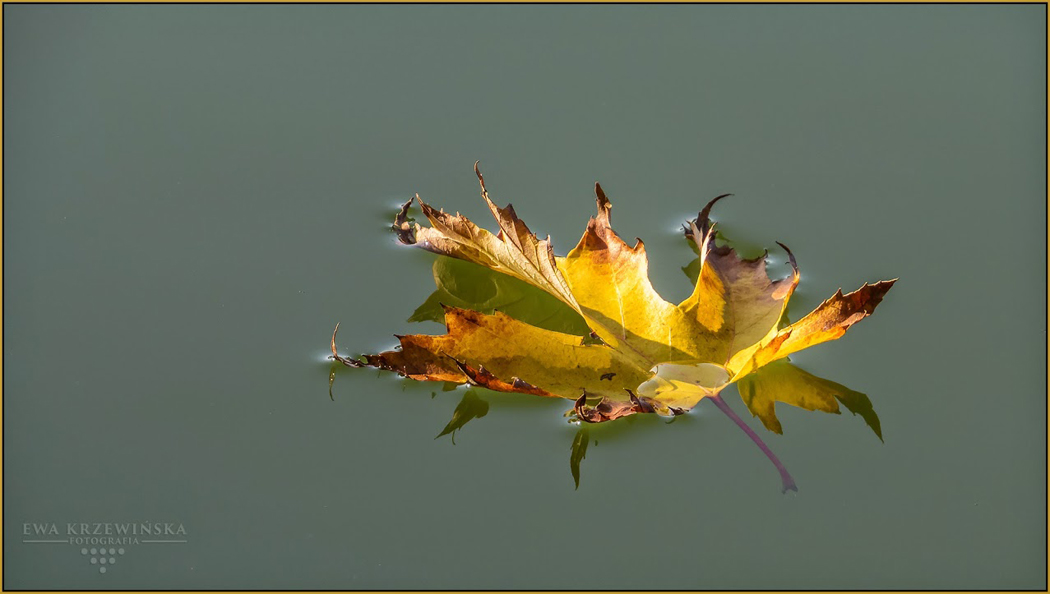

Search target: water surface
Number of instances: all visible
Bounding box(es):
[4,5,1046,589]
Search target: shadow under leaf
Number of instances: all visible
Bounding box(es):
[736,359,883,441]
[435,390,490,444]
[570,427,590,490]
[410,256,590,336]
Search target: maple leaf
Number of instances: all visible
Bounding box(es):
[333,163,896,491]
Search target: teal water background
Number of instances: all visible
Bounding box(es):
[4,5,1046,589]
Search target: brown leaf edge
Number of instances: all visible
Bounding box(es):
[330,322,585,403]
[571,389,662,423]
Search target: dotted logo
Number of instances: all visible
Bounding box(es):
[81,547,125,574]
[21,520,187,576]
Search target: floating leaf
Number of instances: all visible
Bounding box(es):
[334,164,896,491]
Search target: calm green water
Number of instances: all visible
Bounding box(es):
[4,5,1045,589]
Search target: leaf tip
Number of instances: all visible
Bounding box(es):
[393,198,418,244]
[696,192,734,230]
[474,161,488,195]
[330,322,341,356]
[593,182,612,225]
[775,241,799,278]
[594,181,610,204]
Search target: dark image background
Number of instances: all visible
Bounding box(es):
[3,5,1045,589]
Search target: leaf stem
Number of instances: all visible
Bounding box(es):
[707,393,798,493]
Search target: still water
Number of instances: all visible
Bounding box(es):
[4,5,1045,589]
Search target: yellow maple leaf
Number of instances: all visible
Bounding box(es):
[334,164,896,491]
